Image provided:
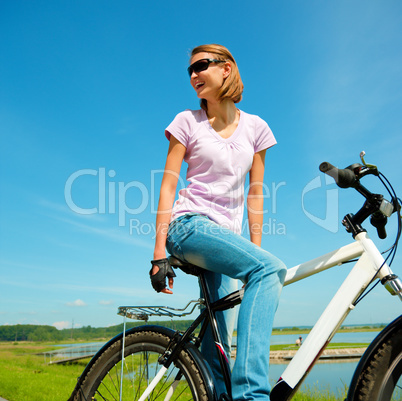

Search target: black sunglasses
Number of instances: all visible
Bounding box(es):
[187,58,226,77]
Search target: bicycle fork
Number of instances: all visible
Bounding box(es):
[382,273,402,301]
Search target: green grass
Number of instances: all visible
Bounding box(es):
[290,384,347,400]
[0,341,349,401]
[0,342,89,401]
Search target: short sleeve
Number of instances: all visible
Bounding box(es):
[165,110,193,148]
[254,116,277,153]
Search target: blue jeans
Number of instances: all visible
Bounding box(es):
[166,213,286,400]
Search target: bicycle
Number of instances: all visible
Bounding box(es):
[69,152,402,401]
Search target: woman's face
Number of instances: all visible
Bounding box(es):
[189,52,230,101]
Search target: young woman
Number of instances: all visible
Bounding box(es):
[150,44,286,400]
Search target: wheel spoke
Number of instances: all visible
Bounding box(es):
[74,331,207,401]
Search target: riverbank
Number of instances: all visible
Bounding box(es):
[271,325,384,336]
[0,341,353,401]
[0,341,349,401]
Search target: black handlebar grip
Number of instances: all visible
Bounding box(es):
[319,162,357,188]
[319,161,334,172]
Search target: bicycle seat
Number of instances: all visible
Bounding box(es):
[168,256,203,277]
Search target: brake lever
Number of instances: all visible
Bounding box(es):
[359,151,379,176]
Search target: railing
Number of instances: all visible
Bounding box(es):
[42,342,104,364]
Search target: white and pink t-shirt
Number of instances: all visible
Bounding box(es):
[165,109,276,234]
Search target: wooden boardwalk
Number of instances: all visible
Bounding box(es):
[48,353,95,364]
[231,347,366,362]
[269,347,366,362]
[42,342,104,365]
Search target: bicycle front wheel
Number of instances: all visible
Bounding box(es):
[73,329,208,401]
[353,325,402,401]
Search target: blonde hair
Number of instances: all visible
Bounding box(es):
[190,44,243,111]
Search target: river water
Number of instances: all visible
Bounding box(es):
[269,360,357,396]
[240,331,381,395]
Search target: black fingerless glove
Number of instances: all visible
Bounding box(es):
[150,258,176,292]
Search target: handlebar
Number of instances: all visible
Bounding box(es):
[319,162,357,188]
[319,158,392,239]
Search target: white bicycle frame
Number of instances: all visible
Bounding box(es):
[132,230,401,401]
[276,229,401,393]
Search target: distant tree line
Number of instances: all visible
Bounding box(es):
[0,320,195,342]
[0,321,386,342]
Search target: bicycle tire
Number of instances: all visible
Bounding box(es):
[73,329,208,401]
[352,325,402,401]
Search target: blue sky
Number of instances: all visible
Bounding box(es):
[1,1,401,331]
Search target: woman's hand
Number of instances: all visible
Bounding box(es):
[150,258,175,294]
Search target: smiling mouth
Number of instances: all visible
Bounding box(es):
[195,82,205,89]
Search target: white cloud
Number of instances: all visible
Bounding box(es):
[53,321,70,330]
[99,300,114,305]
[66,299,87,307]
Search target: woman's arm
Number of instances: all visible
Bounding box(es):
[247,149,267,247]
[152,136,186,293]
